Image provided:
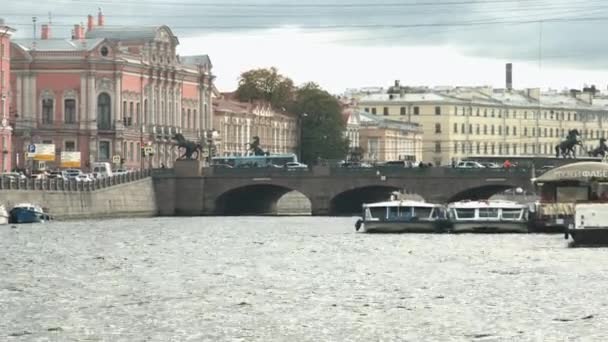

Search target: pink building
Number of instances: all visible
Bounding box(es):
[0,18,16,172]
[9,10,214,171]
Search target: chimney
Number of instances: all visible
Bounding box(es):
[394,80,400,88]
[73,24,84,40]
[87,14,94,31]
[98,8,105,27]
[506,63,513,90]
[41,24,50,40]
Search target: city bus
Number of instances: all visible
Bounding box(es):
[211,153,298,168]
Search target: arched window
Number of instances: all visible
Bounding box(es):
[97,93,112,130]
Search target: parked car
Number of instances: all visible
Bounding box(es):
[455,161,486,169]
[47,171,68,181]
[63,169,83,180]
[0,172,27,181]
[480,162,501,169]
[285,162,308,170]
[112,169,130,176]
[75,174,93,182]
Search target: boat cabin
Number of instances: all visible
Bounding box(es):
[363,200,445,222]
[447,200,528,222]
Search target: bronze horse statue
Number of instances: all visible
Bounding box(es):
[247,136,268,156]
[172,133,203,160]
[555,129,582,158]
[588,137,608,158]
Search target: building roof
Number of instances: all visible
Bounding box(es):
[11,38,105,52]
[85,25,177,42]
[180,55,212,68]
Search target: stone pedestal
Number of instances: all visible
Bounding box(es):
[174,159,202,177]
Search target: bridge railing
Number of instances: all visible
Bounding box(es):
[204,166,313,177]
[330,165,532,177]
[0,169,151,192]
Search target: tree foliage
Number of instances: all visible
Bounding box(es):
[291,82,350,164]
[235,67,295,109]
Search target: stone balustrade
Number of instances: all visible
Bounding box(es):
[0,169,151,192]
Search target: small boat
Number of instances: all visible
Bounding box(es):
[447,200,529,233]
[355,193,447,233]
[567,203,608,245]
[0,205,8,225]
[9,203,52,224]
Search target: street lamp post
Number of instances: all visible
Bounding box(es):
[298,113,308,163]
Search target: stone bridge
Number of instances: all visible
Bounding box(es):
[154,162,535,216]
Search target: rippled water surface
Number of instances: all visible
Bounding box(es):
[2,217,608,341]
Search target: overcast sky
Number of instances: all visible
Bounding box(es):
[4,0,608,93]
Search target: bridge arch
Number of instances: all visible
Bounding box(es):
[329,185,404,216]
[447,184,522,203]
[214,184,312,215]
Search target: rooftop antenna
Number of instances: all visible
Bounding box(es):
[32,16,37,40]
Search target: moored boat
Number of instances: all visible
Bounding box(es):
[447,200,529,233]
[532,161,608,245]
[568,203,608,245]
[9,203,52,224]
[0,205,8,225]
[355,193,447,233]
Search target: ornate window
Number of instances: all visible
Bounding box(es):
[97,93,112,130]
[64,99,76,124]
[42,97,54,124]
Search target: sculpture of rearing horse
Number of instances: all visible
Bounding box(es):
[588,137,608,158]
[555,129,582,158]
[172,133,203,160]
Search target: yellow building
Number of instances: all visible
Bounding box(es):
[212,94,298,156]
[357,82,608,166]
[358,111,423,163]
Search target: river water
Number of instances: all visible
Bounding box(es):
[1,217,608,341]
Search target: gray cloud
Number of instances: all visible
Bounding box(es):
[3,0,607,70]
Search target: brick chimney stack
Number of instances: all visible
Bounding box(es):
[73,24,85,40]
[98,8,104,26]
[41,24,50,40]
[87,14,94,31]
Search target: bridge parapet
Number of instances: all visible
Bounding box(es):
[0,170,151,192]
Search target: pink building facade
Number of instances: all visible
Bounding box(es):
[9,11,214,171]
[0,18,16,172]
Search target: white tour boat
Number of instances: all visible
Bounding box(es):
[355,193,448,233]
[0,205,8,225]
[447,200,530,233]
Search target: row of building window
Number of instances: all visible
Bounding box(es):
[437,122,608,139]
[364,106,585,121]
[448,141,588,156]
[40,95,200,130]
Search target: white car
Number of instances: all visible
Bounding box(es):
[285,162,308,170]
[455,161,486,169]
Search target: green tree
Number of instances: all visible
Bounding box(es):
[235,67,295,109]
[291,82,349,164]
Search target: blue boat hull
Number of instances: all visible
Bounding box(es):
[9,208,51,224]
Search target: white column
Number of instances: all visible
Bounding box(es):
[87,73,96,130]
[79,74,87,129]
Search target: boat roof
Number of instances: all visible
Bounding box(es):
[447,200,526,209]
[532,161,608,184]
[363,200,440,208]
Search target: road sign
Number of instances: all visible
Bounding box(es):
[32,144,55,161]
[60,152,81,168]
[144,146,154,155]
[112,155,121,164]
[28,144,36,153]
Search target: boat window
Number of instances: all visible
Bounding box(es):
[369,207,386,219]
[478,208,499,218]
[414,207,432,218]
[556,186,588,202]
[502,209,522,220]
[455,209,475,219]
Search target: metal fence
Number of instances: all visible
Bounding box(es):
[0,169,151,191]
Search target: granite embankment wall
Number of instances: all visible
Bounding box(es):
[0,178,157,220]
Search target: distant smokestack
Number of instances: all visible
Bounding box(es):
[41,24,50,40]
[73,24,85,40]
[395,80,400,87]
[506,63,513,90]
[87,14,94,31]
[97,8,104,27]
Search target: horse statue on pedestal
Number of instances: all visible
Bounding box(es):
[588,137,608,158]
[555,129,582,158]
[247,136,268,156]
[172,133,203,160]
